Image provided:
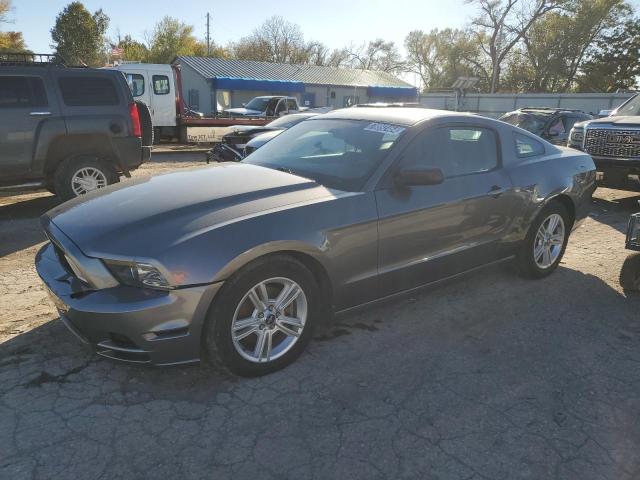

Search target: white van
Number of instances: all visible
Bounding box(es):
[111,63,177,131]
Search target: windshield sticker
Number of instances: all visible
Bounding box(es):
[364,123,406,136]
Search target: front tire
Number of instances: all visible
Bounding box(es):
[203,256,321,377]
[53,155,119,201]
[517,202,571,279]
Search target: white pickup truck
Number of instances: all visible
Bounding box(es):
[224,96,305,117]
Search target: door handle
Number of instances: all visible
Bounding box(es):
[488,185,506,198]
[30,111,52,117]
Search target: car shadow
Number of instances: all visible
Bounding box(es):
[0,194,59,257]
[2,262,639,402]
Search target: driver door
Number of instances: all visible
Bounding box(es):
[375,124,516,297]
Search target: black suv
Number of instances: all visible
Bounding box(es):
[500,107,592,146]
[0,54,152,201]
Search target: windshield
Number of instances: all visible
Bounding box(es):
[266,114,311,129]
[501,113,547,135]
[245,97,272,111]
[614,94,640,116]
[243,119,406,191]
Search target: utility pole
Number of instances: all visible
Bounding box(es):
[206,12,211,56]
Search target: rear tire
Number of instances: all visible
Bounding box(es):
[53,155,119,202]
[517,202,571,279]
[620,253,640,292]
[203,256,321,377]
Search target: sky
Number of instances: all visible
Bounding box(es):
[9,0,470,56]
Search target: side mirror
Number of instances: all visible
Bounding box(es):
[547,131,560,137]
[242,103,246,107]
[598,109,612,117]
[395,167,444,187]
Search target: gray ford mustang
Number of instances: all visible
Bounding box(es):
[36,108,596,376]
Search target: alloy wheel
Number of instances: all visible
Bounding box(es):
[231,277,307,363]
[533,213,565,269]
[71,167,108,196]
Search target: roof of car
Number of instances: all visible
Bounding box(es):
[316,107,471,126]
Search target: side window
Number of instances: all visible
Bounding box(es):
[287,98,297,110]
[0,76,48,108]
[514,132,546,158]
[126,73,145,97]
[59,76,118,106]
[548,117,565,135]
[152,75,170,95]
[400,126,498,178]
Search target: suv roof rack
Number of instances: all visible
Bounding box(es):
[0,52,72,67]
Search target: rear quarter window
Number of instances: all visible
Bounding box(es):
[58,76,119,106]
[514,132,546,158]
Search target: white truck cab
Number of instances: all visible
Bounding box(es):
[111,63,177,129]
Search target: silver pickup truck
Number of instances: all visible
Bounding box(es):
[568,94,640,189]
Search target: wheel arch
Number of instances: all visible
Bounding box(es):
[42,135,119,177]
[210,242,335,311]
[544,193,576,227]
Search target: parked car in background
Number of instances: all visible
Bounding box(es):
[500,107,592,146]
[207,112,320,162]
[568,94,640,190]
[0,53,152,201]
[224,96,304,118]
[36,107,595,376]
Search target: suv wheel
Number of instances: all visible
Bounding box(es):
[54,155,119,201]
[203,256,320,377]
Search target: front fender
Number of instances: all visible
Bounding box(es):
[211,240,330,284]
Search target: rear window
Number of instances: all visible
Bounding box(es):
[0,76,48,108]
[58,76,119,106]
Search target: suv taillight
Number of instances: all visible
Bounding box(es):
[129,103,142,137]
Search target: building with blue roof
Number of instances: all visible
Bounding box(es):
[172,56,418,115]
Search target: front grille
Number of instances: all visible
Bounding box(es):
[584,128,640,158]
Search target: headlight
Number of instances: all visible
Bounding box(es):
[103,260,172,290]
[570,129,584,143]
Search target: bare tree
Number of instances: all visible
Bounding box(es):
[468,0,565,92]
[232,16,308,64]
[347,39,405,73]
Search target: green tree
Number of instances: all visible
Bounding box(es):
[0,31,27,52]
[117,35,148,62]
[405,28,484,91]
[145,17,222,63]
[579,18,640,91]
[508,0,631,92]
[50,2,109,66]
[0,0,29,53]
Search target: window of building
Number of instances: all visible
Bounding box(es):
[58,76,118,106]
[153,75,170,95]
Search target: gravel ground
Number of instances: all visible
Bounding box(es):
[2,155,640,479]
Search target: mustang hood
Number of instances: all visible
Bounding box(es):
[44,163,328,259]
